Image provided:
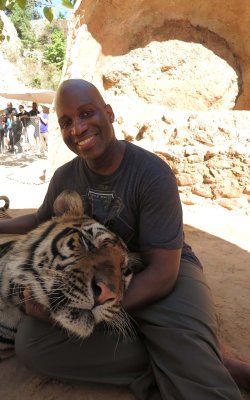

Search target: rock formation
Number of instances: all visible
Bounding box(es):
[0,11,24,100]
[64,0,250,109]
[46,0,249,213]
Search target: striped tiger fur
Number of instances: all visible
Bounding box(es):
[0,191,141,360]
[0,196,11,219]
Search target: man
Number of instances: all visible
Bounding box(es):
[0,79,249,399]
[17,105,30,147]
[37,105,49,153]
[0,114,6,154]
[27,102,40,150]
[4,102,17,117]
[4,102,17,153]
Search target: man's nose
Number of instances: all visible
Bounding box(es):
[72,119,88,136]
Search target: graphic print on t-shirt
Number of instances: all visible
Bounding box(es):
[86,189,123,226]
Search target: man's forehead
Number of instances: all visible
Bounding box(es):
[56,85,104,111]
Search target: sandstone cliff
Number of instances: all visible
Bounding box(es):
[46,0,249,213]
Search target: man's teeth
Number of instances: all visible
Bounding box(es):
[78,137,93,145]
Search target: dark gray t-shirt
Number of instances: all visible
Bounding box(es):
[37,141,201,266]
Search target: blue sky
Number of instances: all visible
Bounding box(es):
[38,0,73,19]
[52,0,73,18]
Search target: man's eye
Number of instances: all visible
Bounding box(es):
[79,110,93,119]
[60,120,71,129]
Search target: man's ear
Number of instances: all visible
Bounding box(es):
[105,104,115,123]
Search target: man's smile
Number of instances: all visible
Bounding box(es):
[75,133,98,150]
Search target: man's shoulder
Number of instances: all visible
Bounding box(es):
[125,141,172,173]
[54,156,82,176]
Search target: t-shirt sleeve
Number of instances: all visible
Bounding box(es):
[36,172,59,223]
[138,164,183,251]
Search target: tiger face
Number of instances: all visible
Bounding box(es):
[27,213,132,338]
[0,191,136,356]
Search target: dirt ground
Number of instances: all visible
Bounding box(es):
[0,153,249,399]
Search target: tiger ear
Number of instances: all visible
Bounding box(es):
[53,190,84,217]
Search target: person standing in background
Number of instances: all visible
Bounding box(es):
[28,102,40,151]
[4,102,17,117]
[4,102,17,153]
[0,114,6,154]
[37,105,49,154]
[17,105,30,149]
[5,113,14,152]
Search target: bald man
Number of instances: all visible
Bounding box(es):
[1,79,248,399]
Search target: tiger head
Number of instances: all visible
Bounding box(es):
[5,190,137,339]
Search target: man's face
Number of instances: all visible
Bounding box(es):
[56,84,115,162]
[7,103,12,110]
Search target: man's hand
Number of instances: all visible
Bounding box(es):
[23,289,53,323]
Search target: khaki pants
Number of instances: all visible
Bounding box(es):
[39,132,48,152]
[27,125,35,146]
[15,260,241,400]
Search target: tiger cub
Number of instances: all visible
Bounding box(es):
[0,190,140,360]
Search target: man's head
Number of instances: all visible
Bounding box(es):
[19,105,24,112]
[32,102,38,110]
[55,79,116,163]
[7,102,12,109]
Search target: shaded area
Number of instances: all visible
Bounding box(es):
[0,209,249,399]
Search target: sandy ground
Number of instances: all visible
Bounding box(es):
[0,153,250,399]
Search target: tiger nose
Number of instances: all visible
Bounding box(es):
[92,280,116,304]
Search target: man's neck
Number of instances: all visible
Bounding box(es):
[85,140,126,176]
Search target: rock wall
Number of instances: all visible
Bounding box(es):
[0,11,24,101]
[117,110,249,212]
[47,0,250,213]
[64,0,250,109]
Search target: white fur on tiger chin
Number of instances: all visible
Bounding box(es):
[0,191,141,360]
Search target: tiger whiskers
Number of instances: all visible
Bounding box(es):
[103,308,137,340]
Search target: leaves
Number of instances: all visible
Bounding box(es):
[43,28,66,69]
[62,0,74,9]
[43,6,54,22]
[0,0,75,41]
[0,0,6,10]
[16,0,27,8]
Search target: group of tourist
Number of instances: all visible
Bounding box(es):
[0,101,49,155]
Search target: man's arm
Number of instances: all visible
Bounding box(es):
[0,213,39,234]
[122,247,181,312]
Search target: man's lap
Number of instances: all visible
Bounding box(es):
[15,259,241,399]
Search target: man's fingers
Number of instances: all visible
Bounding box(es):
[23,288,31,301]
[22,288,51,322]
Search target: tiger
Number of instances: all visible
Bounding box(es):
[0,196,11,219]
[0,190,142,360]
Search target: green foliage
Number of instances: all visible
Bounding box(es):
[0,0,68,90]
[43,5,53,22]
[16,0,27,8]
[0,0,76,39]
[57,11,66,19]
[43,27,66,69]
[29,63,62,90]
[61,0,74,9]
[8,1,38,49]
[30,75,42,88]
